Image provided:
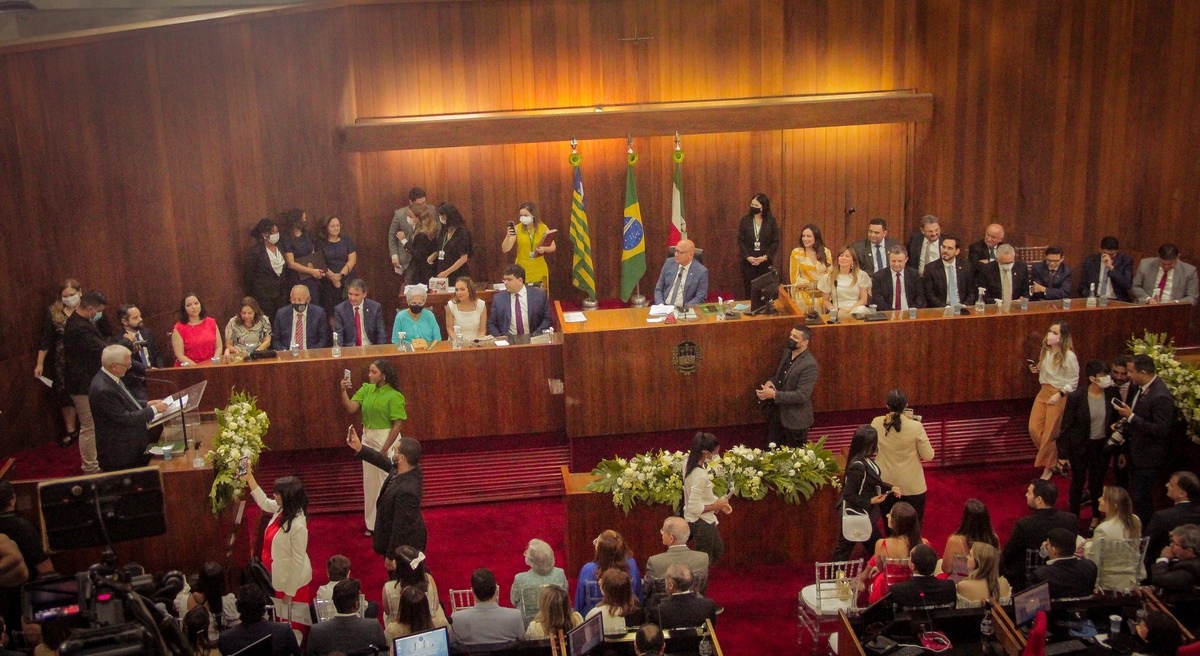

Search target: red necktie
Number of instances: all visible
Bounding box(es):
[515,293,525,335]
[294,311,305,350]
[895,272,903,310]
[1157,269,1168,300]
[354,306,363,346]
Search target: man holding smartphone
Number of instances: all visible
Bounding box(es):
[1112,354,1177,522]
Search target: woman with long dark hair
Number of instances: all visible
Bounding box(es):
[789,223,832,310]
[382,545,446,629]
[1028,319,1079,479]
[940,499,999,576]
[832,425,900,561]
[183,606,217,656]
[174,561,238,642]
[280,208,324,300]
[433,202,473,282]
[736,193,780,298]
[385,584,447,642]
[870,389,934,520]
[340,358,406,536]
[171,293,220,366]
[244,470,312,641]
[682,432,732,568]
[573,529,641,617]
[584,569,644,636]
[868,501,929,603]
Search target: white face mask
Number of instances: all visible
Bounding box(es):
[1095,375,1113,389]
[519,215,533,226]
[62,294,81,308]
[268,233,280,244]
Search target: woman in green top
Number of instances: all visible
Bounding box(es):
[340,358,406,536]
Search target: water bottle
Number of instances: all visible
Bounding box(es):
[715,296,724,321]
[396,332,406,352]
[331,333,342,357]
[975,288,986,314]
[908,306,917,319]
[829,307,839,323]
[980,606,1003,656]
[1087,283,1097,307]
[1020,294,1029,311]
[289,341,300,357]
[162,444,173,461]
[698,634,714,656]
[1099,291,1109,307]
[452,325,463,350]
[192,444,205,469]
[1063,296,1072,310]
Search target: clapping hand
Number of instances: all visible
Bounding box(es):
[755,381,776,401]
[346,426,362,452]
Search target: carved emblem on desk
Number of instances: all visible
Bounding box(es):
[671,340,702,375]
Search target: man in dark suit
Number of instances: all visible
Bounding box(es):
[1056,360,1117,517]
[271,285,330,350]
[907,215,943,276]
[851,218,901,276]
[967,223,1006,266]
[1145,472,1200,571]
[217,584,299,656]
[1030,528,1098,598]
[921,235,977,308]
[347,428,427,553]
[64,291,114,475]
[305,579,387,656]
[655,563,718,631]
[1114,354,1178,524]
[332,279,387,346]
[1001,479,1079,590]
[1150,524,1200,592]
[89,345,169,472]
[890,545,957,609]
[1030,247,1074,301]
[635,624,666,656]
[115,304,162,403]
[870,246,923,311]
[1076,236,1134,302]
[756,326,818,447]
[487,264,552,337]
[976,244,1030,305]
[652,239,709,307]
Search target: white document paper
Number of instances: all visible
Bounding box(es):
[494,339,510,346]
[649,304,675,316]
[562,312,587,323]
[36,375,53,388]
[646,317,665,323]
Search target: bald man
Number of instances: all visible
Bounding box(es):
[653,240,709,307]
[645,517,709,608]
[272,285,331,350]
[968,223,1007,265]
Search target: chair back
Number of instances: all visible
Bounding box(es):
[581,579,603,611]
[1178,642,1200,656]
[1093,536,1149,593]
[947,553,970,582]
[514,584,548,628]
[312,597,335,622]
[810,559,864,613]
[643,575,669,610]
[1020,611,1047,656]
[1024,548,1047,584]
[449,589,475,614]
[880,555,912,590]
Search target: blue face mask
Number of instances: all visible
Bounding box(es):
[91,312,103,323]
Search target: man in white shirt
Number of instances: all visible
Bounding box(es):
[1133,243,1199,304]
[906,215,943,275]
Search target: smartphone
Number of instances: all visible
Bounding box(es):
[343,369,351,385]
[1111,397,1124,408]
[236,456,249,478]
[1026,358,1036,366]
[507,221,516,234]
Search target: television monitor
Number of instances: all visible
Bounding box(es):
[393,627,449,656]
[568,611,604,656]
[37,467,166,552]
[749,268,781,314]
[1012,581,1052,627]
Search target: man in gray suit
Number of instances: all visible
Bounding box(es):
[756,326,819,447]
[1133,243,1198,305]
[388,187,436,278]
[449,569,524,646]
[851,218,901,276]
[644,517,710,611]
[305,579,387,656]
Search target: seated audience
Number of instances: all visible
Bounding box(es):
[171,293,220,366]
[889,545,957,609]
[1150,524,1200,592]
[488,264,552,337]
[385,584,448,643]
[1083,486,1143,590]
[852,217,899,276]
[635,623,666,656]
[653,563,717,630]
[907,214,942,275]
[816,246,871,314]
[652,239,708,307]
[392,285,440,346]
[446,277,487,341]
[976,244,1030,305]
[1132,243,1198,304]
[1030,528,1098,598]
[871,389,934,521]
[524,585,581,640]
[0,480,54,579]
[1077,236,1134,302]
[1057,359,1116,517]
[920,235,976,307]
[333,279,387,347]
[448,568,524,646]
[585,569,644,636]
[1145,471,1200,571]
[644,517,709,609]
[575,530,642,616]
[174,561,238,642]
[216,584,300,656]
[967,223,1006,265]
[956,542,1011,607]
[316,555,351,601]
[382,546,446,628]
[1001,479,1079,590]
[511,539,568,611]
[1029,247,1073,301]
[941,499,1000,577]
[1136,610,1183,656]
[869,246,922,311]
[868,501,929,603]
[183,606,216,656]
[117,304,162,369]
[224,297,272,356]
[271,285,330,351]
[306,579,386,656]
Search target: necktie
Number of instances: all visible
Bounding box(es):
[116,378,141,408]
[514,292,525,335]
[895,272,904,311]
[1156,269,1169,301]
[921,241,935,274]
[946,263,959,306]
[354,306,363,346]
[1001,266,1013,304]
[990,246,997,261]
[294,311,305,350]
[874,245,884,271]
[1099,265,1108,297]
[670,268,685,307]
[136,331,149,366]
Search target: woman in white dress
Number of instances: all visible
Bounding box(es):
[445,276,487,341]
[816,246,871,314]
[1084,486,1144,590]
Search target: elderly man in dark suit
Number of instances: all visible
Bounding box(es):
[907,215,943,276]
[271,285,330,350]
[976,244,1031,305]
[1076,236,1134,302]
[1001,479,1079,590]
[852,218,901,276]
[921,236,977,308]
[305,579,387,656]
[333,279,388,346]
[488,263,552,337]
[1030,528,1097,599]
[652,239,709,308]
[1145,472,1200,572]
[654,563,718,631]
[89,345,169,472]
[967,223,1006,266]
[1114,354,1178,525]
[870,246,923,312]
[756,326,818,447]
[1030,247,1073,301]
[1151,524,1200,592]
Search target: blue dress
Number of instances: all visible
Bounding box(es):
[574,557,642,617]
[392,309,440,344]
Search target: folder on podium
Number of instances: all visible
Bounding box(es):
[148,380,208,429]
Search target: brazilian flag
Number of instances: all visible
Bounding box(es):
[619,158,646,302]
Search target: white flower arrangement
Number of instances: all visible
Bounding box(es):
[587,438,841,513]
[1129,332,1200,444]
[206,390,269,515]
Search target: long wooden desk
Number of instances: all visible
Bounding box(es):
[559,299,1192,438]
[150,341,564,450]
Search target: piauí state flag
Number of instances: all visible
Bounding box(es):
[569,164,596,299]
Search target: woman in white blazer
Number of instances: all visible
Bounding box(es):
[245,470,313,642]
[870,389,935,522]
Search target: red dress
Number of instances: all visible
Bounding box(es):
[867,537,931,603]
[262,515,312,636]
[174,317,218,365]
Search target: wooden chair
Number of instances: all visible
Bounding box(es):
[514,584,548,628]
[449,588,475,614]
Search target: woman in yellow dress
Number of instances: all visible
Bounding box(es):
[501,201,556,292]
[789,223,832,310]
